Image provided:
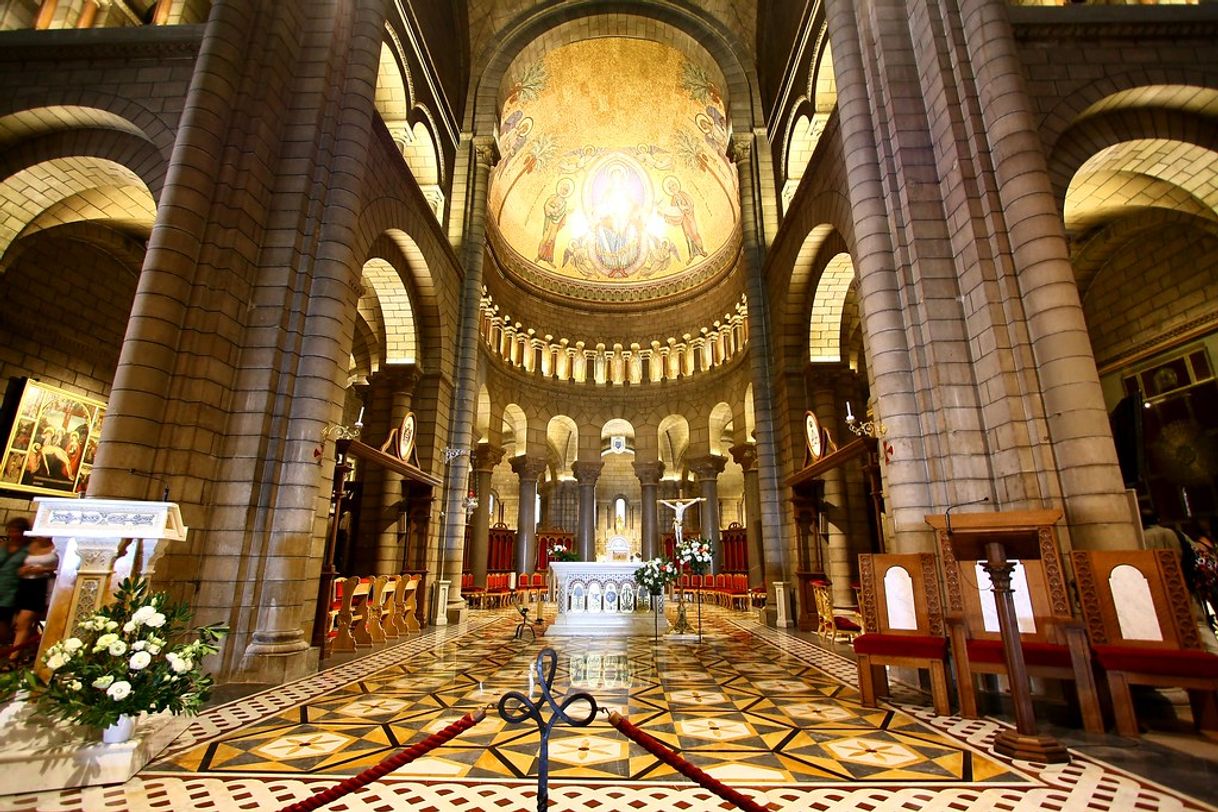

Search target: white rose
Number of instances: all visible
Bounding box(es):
[105,620,118,631]
[46,652,69,671]
[68,680,82,691]
[63,638,83,652]
[129,651,152,671]
[106,680,132,701]
[131,606,155,624]
[144,612,166,629]
[108,640,128,657]
[95,633,118,652]
[132,641,146,651]
[92,675,114,689]
[123,621,136,633]
[146,644,161,655]
[166,652,192,674]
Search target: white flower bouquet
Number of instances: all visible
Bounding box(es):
[549,541,578,562]
[675,537,713,575]
[5,577,226,730]
[634,557,678,596]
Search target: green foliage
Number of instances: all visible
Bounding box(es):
[10,577,226,730]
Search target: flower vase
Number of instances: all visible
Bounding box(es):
[102,715,135,744]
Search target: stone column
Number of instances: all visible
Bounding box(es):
[571,461,603,561]
[470,444,504,589]
[511,455,546,572]
[440,136,498,623]
[730,443,765,592]
[732,133,791,613]
[956,0,1135,549]
[688,455,727,571]
[373,365,418,575]
[823,0,934,551]
[633,460,665,560]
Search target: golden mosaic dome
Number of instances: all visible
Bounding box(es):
[486,38,742,306]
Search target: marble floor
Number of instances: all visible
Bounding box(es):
[1,607,1215,811]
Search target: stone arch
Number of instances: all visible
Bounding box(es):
[547,414,580,475]
[362,225,445,375]
[0,155,155,273]
[359,256,418,366]
[474,384,492,444]
[743,383,756,442]
[503,402,528,455]
[657,414,690,473]
[468,2,761,135]
[375,39,411,133]
[708,402,734,457]
[781,29,836,212]
[808,252,855,363]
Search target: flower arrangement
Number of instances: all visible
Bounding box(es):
[4,577,226,730]
[675,537,713,575]
[634,556,679,596]
[549,541,578,563]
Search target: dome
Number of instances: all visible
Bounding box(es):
[486,37,741,308]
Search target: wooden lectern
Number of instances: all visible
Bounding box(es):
[926,509,1071,763]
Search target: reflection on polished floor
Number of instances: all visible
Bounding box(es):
[4,607,1216,811]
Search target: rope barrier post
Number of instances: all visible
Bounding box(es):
[497,647,598,812]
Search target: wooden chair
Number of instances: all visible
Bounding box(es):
[728,573,750,610]
[331,576,364,653]
[401,574,421,632]
[852,553,952,716]
[1071,549,1218,737]
[354,575,387,644]
[812,579,862,642]
[380,575,401,638]
[936,517,1104,733]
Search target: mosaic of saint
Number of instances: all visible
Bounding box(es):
[487,39,740,301]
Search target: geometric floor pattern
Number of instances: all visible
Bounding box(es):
[2,606,1215,811]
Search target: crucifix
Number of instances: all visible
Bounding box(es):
[658,497,704,547]
[659,497,705,639]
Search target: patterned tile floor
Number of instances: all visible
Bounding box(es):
[2,606,1216,811]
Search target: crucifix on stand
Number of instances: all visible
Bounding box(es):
[660,497,705,640]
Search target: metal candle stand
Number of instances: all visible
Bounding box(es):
[497,648,600,811]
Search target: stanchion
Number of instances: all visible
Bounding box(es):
[276,708,486,812]
[609,711,772,812]
[498,647,599,812]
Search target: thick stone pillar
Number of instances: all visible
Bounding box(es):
[372,365,418,575]
[730,444,765,592]
[956,0,1135,549]
[808,380,856,609]
[688,455,727,571]
[633,460,665,560]
[511,455,546,572]
[571,461,603,561]
[440,136,497,623]
[470,444,504,589]
[732,134,791,612]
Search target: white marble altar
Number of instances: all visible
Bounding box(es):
[546,561,669,636]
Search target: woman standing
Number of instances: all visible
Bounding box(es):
[0,517,31,647]
[8,535,56,666]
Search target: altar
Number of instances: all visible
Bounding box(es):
[546,561,669,637]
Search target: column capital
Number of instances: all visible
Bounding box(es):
[510,454,548,482]
[571,460,604,484]
[688,454,727,480]
[471,443,505,472]
[730,132,754,163]
[632,460,665,486]
[729,442,759,472]
[375,363,421,392]
[472,134,499,169]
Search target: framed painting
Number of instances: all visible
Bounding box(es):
[0,378,106,498]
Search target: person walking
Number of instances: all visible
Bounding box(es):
[0,517,31,648]
[8,535,56,667]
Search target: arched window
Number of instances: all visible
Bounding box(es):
[614,496,627,531]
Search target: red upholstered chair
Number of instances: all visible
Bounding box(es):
[728,573,750,610]
[935,522,1105,733]
[713,572,729,606]
[852,553,952,716]
[1071,549,1218,737]
[812,580,862,642]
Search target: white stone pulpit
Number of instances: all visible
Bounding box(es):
[32,497,188,663]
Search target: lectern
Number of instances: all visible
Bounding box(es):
[926,510,1071,763]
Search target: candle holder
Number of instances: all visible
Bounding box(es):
[844,401,887,439]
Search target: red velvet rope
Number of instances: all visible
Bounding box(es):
[277,708,486,812]
[608,712,772,812]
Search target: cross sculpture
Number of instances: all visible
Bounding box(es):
[658,497,705,638]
